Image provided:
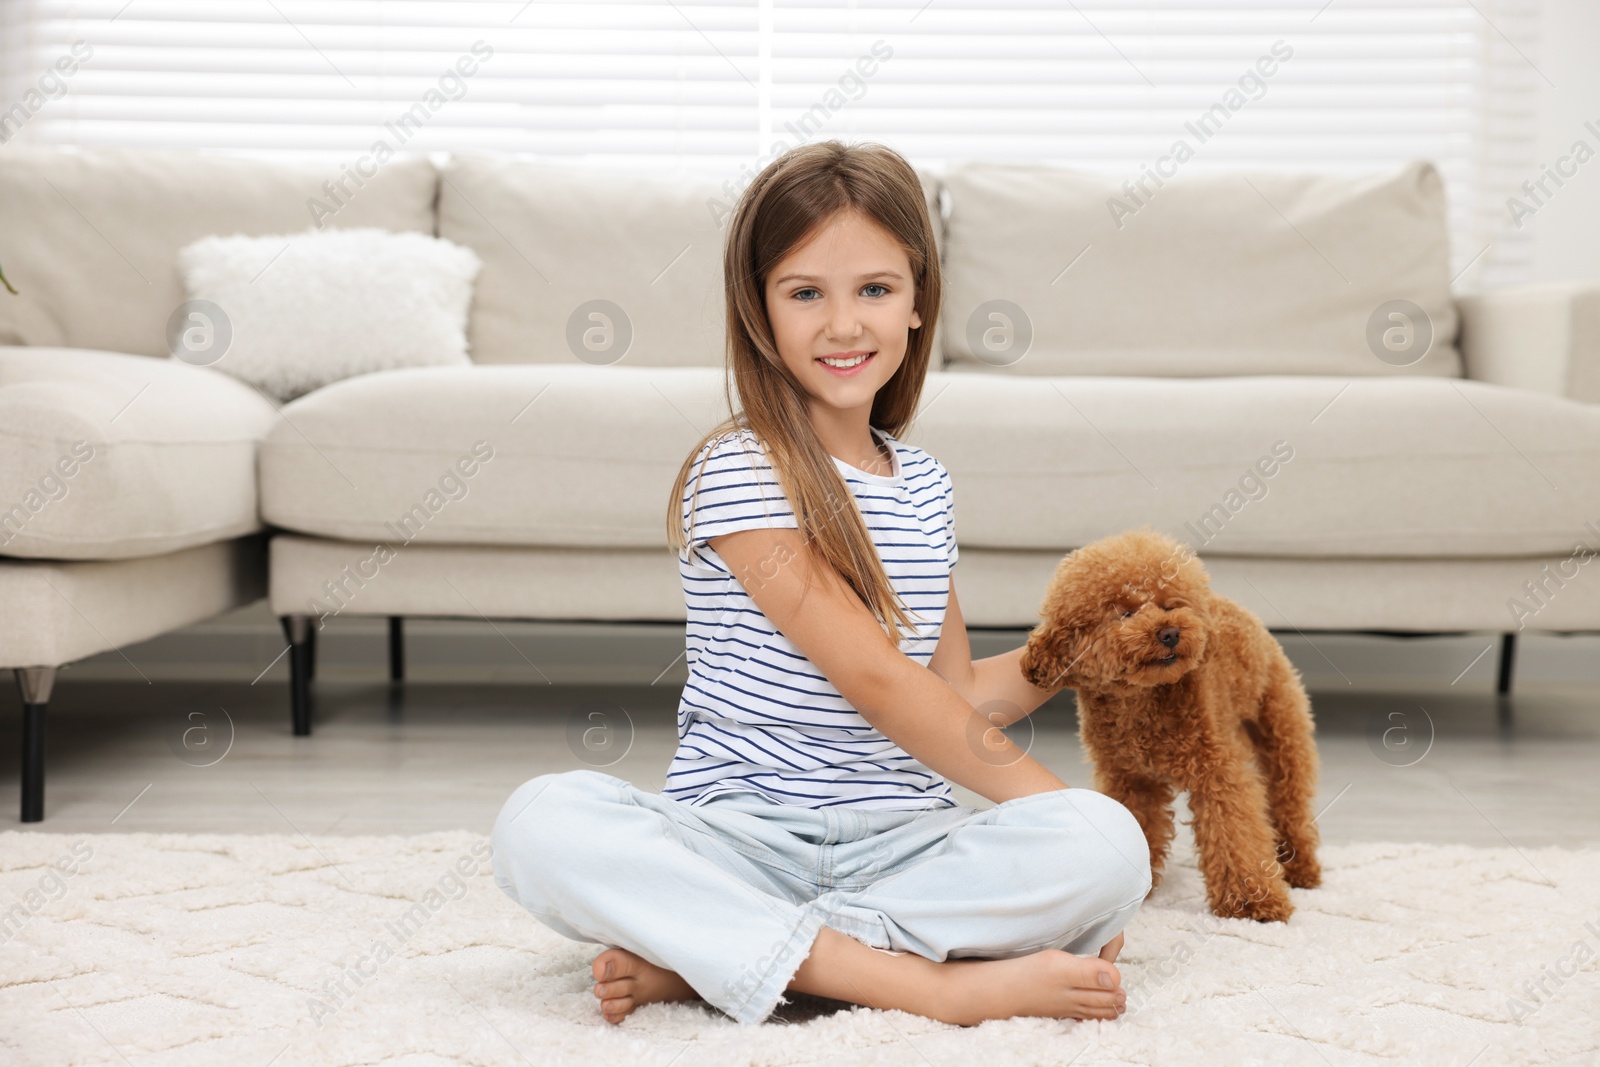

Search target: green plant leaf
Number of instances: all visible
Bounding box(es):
[0,262,16,295]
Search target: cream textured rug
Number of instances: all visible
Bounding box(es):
[2,827,1597,1067]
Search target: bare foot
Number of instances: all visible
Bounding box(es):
[932,949,1127,1025]
[590,947,701,1024]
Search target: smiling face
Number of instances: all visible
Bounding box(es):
[1021,529,1215,692]
[762,207,923,422]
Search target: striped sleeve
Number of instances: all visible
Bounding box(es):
[681,430,799,574]
[939,459,959,567]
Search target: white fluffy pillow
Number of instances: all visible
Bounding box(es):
[175,227,483,402]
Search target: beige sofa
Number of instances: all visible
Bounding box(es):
[3,148,1598,822]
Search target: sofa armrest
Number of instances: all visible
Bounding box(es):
[1457,281,1600,403]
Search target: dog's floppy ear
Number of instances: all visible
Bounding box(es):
[1020,620,1086,692]
[1185,583,1220,629]
[1166,543,1217,625]
[1022,547,1094,691]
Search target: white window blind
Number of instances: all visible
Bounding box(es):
[2,0,1542,288]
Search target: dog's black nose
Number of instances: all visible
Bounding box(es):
[1158,626,1180,648]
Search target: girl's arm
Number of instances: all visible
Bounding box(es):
[928,577,1065,730]
[710,528,1070,804]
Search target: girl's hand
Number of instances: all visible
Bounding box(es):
[1098,931,1124,965]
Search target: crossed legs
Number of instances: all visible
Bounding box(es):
[591,923,1131,1026]
[492,771,1151,1026]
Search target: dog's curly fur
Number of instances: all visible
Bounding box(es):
[1019,527,1323,922]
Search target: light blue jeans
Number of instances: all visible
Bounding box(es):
[490,768,1152,1026]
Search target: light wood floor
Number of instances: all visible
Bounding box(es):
[4,625,1598,846]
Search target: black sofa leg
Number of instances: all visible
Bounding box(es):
[17,666,56,823]
[306,620,317,681]
[389,616,405,683]
[281,615,313,736]
[1496,632,1517,697]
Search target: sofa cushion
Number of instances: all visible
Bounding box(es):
[438,154,946,368]
[939,159,1462,378]
[0,347,280,560]
[915,372,1597,557]
[258,365,1599,559]
[259,364,730,545]
[437,155,724,368]
[0,148,437,359]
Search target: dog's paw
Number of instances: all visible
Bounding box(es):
[1235,887,1294,923]
[1281,853,1322,890]
[1210,877,1294,923]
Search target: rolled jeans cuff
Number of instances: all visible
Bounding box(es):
[720,902,828,1026]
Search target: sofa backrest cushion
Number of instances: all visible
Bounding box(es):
[939,159,1461,378]
[439,154,946,368]
[0,148,437,359]
[438,155,726,367]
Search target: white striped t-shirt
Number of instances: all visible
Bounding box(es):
[667,425,960,812]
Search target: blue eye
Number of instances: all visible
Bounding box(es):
[793,284,890,301]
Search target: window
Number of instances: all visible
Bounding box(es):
[1,0,1541,286]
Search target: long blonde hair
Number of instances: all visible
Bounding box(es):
[664,139,943,647]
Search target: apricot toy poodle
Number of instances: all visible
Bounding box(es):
[1018,527,1323,922]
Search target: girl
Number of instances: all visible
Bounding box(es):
[491,140,1151,1028]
